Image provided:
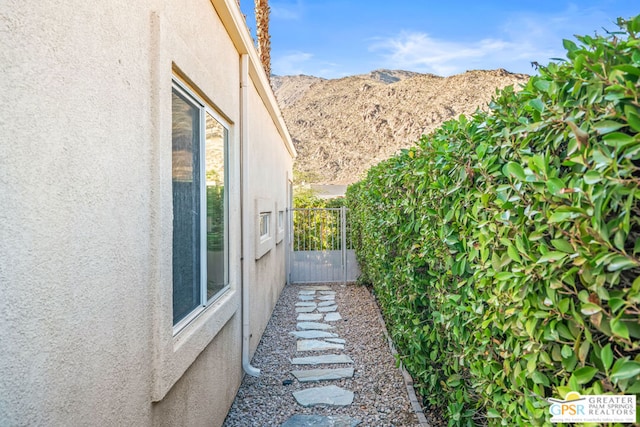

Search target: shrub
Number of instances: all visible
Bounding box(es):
[347,16,640,425]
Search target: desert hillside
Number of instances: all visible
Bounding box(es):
[272,69,529,185]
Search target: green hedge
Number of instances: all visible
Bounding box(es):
[347,16,640,425]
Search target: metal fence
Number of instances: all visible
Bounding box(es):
[289,207,360,283]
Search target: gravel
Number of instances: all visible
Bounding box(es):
[223,283,430,426]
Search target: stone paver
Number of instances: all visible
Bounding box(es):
[297,313,324,321]
[292,385,354,407]
[298,295,316,301]
[325,338,345,344]
[300,286,332,291]
[289,330,339,339]
[291,368,354,382]
[281,414,361,427]
[317,305,338,313]
[297,340,344,352]
[318,295,335,301]
[317,301,335,307]
[299,290,316,295]
[297,322,334,330]
[296,302,317,307]
[291,354,354,365]
[296,306,317,313]
[324,312,342,322]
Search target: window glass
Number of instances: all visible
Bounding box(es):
[171,81,230,329]
[260,213,270,238]
[172,89,201,325]
[205,113,228,301]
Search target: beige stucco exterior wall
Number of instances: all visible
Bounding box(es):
[0,0,294,425]
[246,80,294,352]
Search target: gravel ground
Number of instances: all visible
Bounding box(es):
[223,282,431,426]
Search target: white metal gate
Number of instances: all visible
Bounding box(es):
[288,207,360,284]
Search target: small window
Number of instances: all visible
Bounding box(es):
[259,212,271,240]
[172,79,229,330]
[255,199,274,259]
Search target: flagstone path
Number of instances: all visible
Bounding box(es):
[222,283,430,426]
[283,286,359,425]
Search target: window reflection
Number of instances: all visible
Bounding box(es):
[172,90,201,324]
[205,113,227,301]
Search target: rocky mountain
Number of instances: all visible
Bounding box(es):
[272,69,529,185]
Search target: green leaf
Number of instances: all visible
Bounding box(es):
[546,178,565,195]
[572,366,599,384]
[611,318,630,340]
[551,238,574,253]
[593,120,626,135]
[611,361,640,381]
[602,132,636,148]
[486,408,501,418]
[583,170,602,184]
[626,107,640,132]
[607,255,638,272]
[507,245,522,263]
[549,210,580,223]
[556,386,572,399]
[532,371,550,386]
[574,54,585,72]
[601,344,613,371]
[614,64,640,76]
[631,15,640,33]
[563,39,579,53]
[580,303,602,316]
[538,251,567,263]
[626,382,640,394]
[528,98,545,113]
[608,298,626,313]
[503,162,526,181]
[592,148,613,166]
[495,271,514,281]
[447,374,461,387]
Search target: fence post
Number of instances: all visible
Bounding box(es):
[286,207,291,285]
[341,206,347,284]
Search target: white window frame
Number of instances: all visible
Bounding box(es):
[276,205,285,244]
[255,198,274,259]
[259,212,271,241]
[172,79,230,334]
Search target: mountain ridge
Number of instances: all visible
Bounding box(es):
[272,68,530,185]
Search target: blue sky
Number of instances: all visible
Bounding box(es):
[240,1,637,78]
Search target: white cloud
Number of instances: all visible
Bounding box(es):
[272,51,314,75]
[368,6,624,76]
[369,32,538,75]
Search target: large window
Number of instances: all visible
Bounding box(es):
[172,80,229,329]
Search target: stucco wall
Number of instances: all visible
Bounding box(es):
[0,1,156,424]
[246,81,294,352]
[153,314,243,427]
[0,0,293,425]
